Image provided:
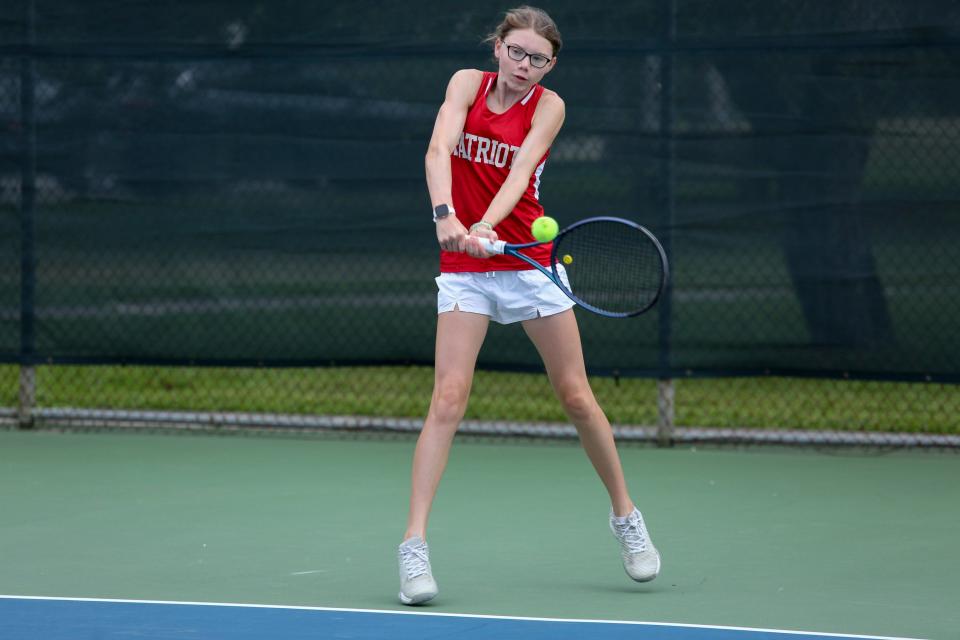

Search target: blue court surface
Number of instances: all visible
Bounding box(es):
[0,596,923,640]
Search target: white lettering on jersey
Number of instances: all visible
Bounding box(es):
[493,142,510,168]
[509,145,521,167]
[475,137,491,164]
[464,133,478,161]
[452,135,530,171]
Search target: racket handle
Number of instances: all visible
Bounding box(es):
[477,238,507,254]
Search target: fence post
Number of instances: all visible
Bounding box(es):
[656,378,674,446]
[19,0,37,430]
[656,0,676,446]
[18,365,35,428]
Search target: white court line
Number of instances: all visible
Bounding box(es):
[0,594,925,640]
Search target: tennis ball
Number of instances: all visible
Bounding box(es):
[531,216,559,242]
[562,254,573,265]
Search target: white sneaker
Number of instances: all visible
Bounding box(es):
[610,508,661,582]
[397,536,438,605]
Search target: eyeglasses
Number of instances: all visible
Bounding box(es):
[504,43,552,69]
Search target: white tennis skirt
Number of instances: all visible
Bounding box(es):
[436,265,574,325]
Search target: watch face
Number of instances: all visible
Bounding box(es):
[433,204,453,219]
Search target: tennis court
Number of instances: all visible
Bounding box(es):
[1,429,956,639]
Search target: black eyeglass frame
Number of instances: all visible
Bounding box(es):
[503,42,553,69]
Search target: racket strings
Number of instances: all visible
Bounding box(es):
[555,221,664,315]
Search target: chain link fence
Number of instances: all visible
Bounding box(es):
[1,2,959,445]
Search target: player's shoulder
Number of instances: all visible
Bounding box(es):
[451,68,485,83]
[538,87,565,110]
[448,69,485,94]
[533,87,565,124]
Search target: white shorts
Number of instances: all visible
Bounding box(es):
[436,266,574,325]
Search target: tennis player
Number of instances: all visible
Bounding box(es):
[398,6,660,605]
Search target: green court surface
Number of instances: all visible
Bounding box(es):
[0,429,956,639]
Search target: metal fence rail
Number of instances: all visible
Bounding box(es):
[8,404,959,449]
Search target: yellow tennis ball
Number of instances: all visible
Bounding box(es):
[562,254,573,265]
[531,216,558,242]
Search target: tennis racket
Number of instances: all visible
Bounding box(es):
[478,216,669,318]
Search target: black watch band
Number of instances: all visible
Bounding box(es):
[432,204,455,222]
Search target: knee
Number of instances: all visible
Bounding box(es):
[430,378,471,423]
[556,383,598,422]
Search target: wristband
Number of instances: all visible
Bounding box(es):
[469,221,493,233]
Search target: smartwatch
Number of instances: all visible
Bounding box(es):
[432,204,455,222]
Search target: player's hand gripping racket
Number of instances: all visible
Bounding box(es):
[478,216,669,318]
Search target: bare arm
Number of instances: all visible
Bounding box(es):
[425,69,482,252]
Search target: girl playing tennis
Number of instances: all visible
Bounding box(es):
[398,6,660,605]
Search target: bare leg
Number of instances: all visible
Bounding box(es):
[404,309,490,541]
[522,310,635,517]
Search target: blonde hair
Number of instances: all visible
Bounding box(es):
[485,6,562,57]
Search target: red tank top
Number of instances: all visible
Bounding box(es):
[440,71,552,273]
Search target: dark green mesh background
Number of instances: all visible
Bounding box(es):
[2,1,959,379]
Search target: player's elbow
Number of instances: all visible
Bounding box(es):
[425,142,450,162]
[424,145,450,173]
